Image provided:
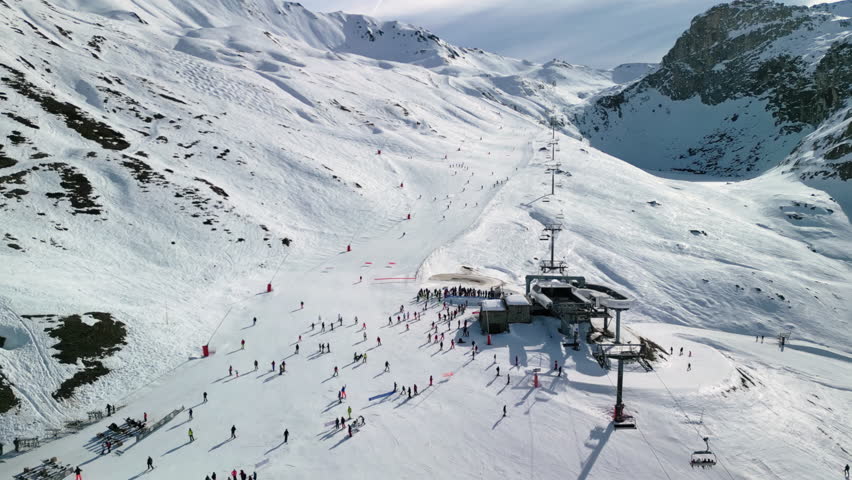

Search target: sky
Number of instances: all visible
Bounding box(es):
[293,0,841,68]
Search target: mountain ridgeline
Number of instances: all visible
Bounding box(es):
[577,0,852,188]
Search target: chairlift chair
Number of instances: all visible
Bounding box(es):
[690,437,717,468]
[539,234,550,241]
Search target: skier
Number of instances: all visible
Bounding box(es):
[553,360,558,370]
[507,373,510,385]
[845,464,850,478]
[252,317,256,326]
[414,384,418,395]
[687,363,692,372]
[231,425,237,439]
[503,405,507,417]
[679,347,684,356]
[284,428,289,443]
[188,428,194,442]
[394,381,397,391]
[496,366,500,376]
[300,301,304,309]
[429,375,433,386]
[515,355,518,367]
[229,366,233,376]
[147,456,154,470]
[347,406,352,419]
[348,424,353,437]
[333,366,339,377]
[272,360,276,372]
[203,392,207,403]
[75,466,83,479]
[231,469,238,480]
[254,360,258,371]
[385,361,390,372]
[189,408,193,420]
[377,336,381,346]
[295,344,299,354]
[558,366,563,377]
[241,339,245,350]
[240,470,247,480]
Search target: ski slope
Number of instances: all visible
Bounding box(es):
[0,1,850,479]
[3,129,851,480]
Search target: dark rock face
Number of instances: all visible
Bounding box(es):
[578,0,852,181]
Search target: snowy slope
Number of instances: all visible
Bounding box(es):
[577,0,852,187]
[0,1,850,479]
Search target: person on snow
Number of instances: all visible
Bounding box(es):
[231,469,238,480]
[414,384,418,395]
[377,337,381,346]
[335,418,340,429]
[272,360,276,372]
[241,339,245,350]
[230,425,237,439]
[429,375,433,386]
[211,472,217,480]
[284,428,289,443]
[254,360,258,371]
[347,406,352,419]
[507,373,510,385]
[311,322,315,330]
[203,392,208,403]
[687,363,692,371]
[385,361,390,372]
[503,405,507,417]
[348,424,353,437]
[333,366,339,377]
[558,366,563,377]
[496,366,500,376]
[515,355,519,367]
[188,428,194,442]
[394,381,398,391]
[295,344,299,354]
[75,466,83,479]
[147,456,154,470]
[300,301,304,309]
[362,353,367,364]
[252,317,256,326]
[189,408,193,420]
[240,470,247,480]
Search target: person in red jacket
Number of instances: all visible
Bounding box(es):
[231,469,238,480]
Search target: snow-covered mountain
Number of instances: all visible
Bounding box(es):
[0,1,850,479]
[577,0,852,201]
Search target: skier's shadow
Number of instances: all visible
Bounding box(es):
[211,374,230,384]
[162,440,192,456]
[208,437,233,452]
[264,374,282,383]
[166,418,191,431]
[492,416,505,430]
[329,434,352,450]
[264,439,287,455]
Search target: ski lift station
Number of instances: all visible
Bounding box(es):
[478,276,633,336]
[479,294,531,334]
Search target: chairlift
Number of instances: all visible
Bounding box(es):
[690,437,717,468]
[539,234,551,241]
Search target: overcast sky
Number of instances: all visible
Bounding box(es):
[294,0,838,68]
